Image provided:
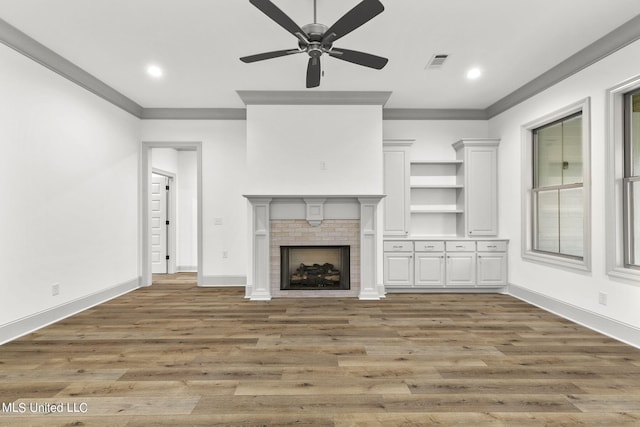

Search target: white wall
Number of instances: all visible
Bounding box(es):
[177,150,197,270]
[489,39,640,332]
[246,105,384,195]
[151,147,179,174]
[383,120,490,160]
[140,120,247,283]
[0,44,140,329]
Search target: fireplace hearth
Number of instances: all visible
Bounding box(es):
[281,246,350,291]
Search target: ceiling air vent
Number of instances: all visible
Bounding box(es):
[426,54,449,69]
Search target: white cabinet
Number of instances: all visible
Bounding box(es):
[383,241,413,287]
[383,141,412,237]
[414,241,445,287]
[477,241,508,286]
[383,239,508,290]
[453,139,500,237]
[445,241,476,286]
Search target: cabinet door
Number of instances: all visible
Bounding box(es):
[466,146,498,236]
[415,253,445,287]
[383,146,410,236]
[477,252,507,286]
[446,253,476,286]
[384,253,413,287]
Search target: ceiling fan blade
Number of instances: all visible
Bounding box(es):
[249,0,307,40]
[328,48,388,69]
[240,49,302,63]
[322,0,384,44]
[306,57,321,88]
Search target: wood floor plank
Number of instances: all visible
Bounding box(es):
[1,273,639,425]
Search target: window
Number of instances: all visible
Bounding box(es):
[606,76,640,280]
[624,90,640,267]
[522,99,590,271]
[533,113,584,259]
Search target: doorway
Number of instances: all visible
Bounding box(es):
[141,141,203,286]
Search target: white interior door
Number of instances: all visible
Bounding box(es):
[151,173,168,274]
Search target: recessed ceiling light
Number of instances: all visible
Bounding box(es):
[466,67,482,80]
[146,64,164,78]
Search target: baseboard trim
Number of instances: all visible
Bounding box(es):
[386,286,506,294]
[177,265,198,272]
[508,283,640,349]
[0,277,140,345]
[200,275,247,287]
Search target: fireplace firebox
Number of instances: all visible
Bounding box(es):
[280,246,350,291]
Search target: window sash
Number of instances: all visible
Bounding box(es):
[533,112,583,189]
[532,183,584,260]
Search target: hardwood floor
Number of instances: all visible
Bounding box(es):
[1,273,640,426]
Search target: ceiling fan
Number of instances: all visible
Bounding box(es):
[240,0,388,88]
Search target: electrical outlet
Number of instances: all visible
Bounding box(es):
[214,218,223,226]
[598,292,608,306]
[52,283,60,296]
[320,160,327,170]
[222,250,228,259]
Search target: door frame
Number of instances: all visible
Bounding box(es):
[151,169,176,275]
[141,141,203,286]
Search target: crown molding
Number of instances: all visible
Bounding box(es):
[237,90,392,106]
[383,108,488,120]
[487,13,640,118]
[0,17,144,118]
[141,108,246,120]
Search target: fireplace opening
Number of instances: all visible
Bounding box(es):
[280,246,350,291]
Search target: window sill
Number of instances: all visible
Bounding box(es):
[523,250,590,272]
[608,267,640,285]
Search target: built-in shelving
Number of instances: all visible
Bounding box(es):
[383,139,500,239]
[409,159,464,237]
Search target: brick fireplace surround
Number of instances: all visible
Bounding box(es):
[244,195,384,300]
[271,219,360,297]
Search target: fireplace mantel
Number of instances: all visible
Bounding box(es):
[244,195,384,301]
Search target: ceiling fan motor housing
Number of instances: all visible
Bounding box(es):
[300,23,331,58]
[302,23,328,41]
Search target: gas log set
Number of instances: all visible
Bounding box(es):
[290,263,341,288]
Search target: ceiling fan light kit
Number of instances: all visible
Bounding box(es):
[240,0,388,88]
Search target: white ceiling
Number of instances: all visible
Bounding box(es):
[1,0,639,109]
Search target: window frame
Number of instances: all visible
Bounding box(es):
[607,76,640,282]
[623,89,640,269]
[521,98,591,271]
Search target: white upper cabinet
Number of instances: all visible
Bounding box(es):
[383,141,413,237]
[453,139,500,237]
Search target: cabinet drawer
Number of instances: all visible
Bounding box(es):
[446,241,476,252]
[415,241,445,252]
[384,241,413,252]
[477,241,507,252]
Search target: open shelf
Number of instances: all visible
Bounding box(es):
[411,207,464,214]
[411,160,463,165]
[411,184,464,189]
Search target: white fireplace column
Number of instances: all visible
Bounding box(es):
[246,197,272,300]
[358,197,384,300]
